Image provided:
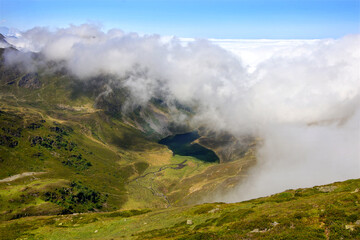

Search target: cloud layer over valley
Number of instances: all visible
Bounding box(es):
[3,25,360,201]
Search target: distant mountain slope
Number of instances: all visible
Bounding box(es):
[1,178,359,240]
[0,34,7,47]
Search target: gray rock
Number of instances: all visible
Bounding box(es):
[345,225,355,231]
[271,221,279,227]
[208,207,220,213]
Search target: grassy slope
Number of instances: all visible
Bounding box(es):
[0,98,255,218]
[0,62,163,217]
[0,179,359,240]
[0,98,155,218]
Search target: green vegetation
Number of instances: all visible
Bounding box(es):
[43,181,106,214]
[0,104,156,217]
[0,179,358,239]
[133,161,149,175]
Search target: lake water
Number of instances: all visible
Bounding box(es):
[158,131,219,163]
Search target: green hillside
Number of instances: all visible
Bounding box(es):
[0,47,255,220]
[1,179,359,240]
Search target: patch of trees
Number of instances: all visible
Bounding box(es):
[30,123,92,170]
[43,181,106,213]
[61,154,92,170]
[0,111,24,147]
[30,135,77,151]
[1,127,22,137]
[0,134,18,147]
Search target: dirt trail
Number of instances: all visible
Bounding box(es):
[0,172,46,183]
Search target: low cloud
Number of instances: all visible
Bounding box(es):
[4,24,360,201]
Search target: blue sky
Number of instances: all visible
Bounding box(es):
[0,0,359,39]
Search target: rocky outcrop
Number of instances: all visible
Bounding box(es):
[18,73,42,89]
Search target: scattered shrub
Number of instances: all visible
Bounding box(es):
[215,209,255,226]
[43,181,106,213]
[193,204,216,214]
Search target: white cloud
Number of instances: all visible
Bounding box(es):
[183,38,324,73]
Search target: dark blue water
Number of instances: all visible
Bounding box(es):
[158,131,219,163]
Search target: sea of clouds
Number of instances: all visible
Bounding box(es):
[3,24,360,201]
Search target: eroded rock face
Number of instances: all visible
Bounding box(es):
[317,186,337,193]
[18,73,41,89]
